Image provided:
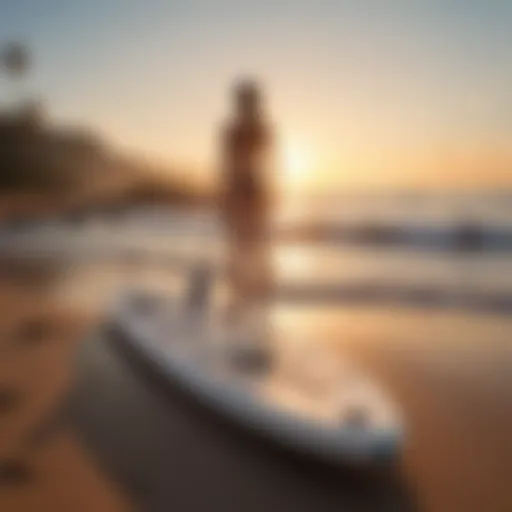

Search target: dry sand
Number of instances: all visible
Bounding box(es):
[0,276,132,511]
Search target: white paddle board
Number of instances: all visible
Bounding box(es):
[107,287,404,467]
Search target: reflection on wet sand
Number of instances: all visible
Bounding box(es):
[275,305,512,512]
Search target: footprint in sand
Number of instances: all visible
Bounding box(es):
[0,387,22,414]
[0,458,33,487]
[14,318,51,346]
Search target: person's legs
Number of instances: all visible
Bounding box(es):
[223,209,249,323]
[224,243,248,322]
[223,196,272,326]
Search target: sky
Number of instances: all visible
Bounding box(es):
[1,0,511,191]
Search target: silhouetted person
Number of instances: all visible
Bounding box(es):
[220,79,274,324]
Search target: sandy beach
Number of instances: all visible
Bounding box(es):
[0,272,131,511]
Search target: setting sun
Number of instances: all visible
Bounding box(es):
[282,141,315,188]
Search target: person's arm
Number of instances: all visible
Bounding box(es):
[217,124,228,184]
[263,124,277,208]
[217,123,235,212]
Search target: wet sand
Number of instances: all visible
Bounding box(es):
[284,306,512,512]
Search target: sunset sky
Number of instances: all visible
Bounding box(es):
[1,1,511,190]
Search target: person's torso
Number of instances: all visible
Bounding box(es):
[224,120,270,198]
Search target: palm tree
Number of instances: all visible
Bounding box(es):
[1,42,30,109]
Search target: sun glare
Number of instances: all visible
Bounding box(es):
[282,141,314,187]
